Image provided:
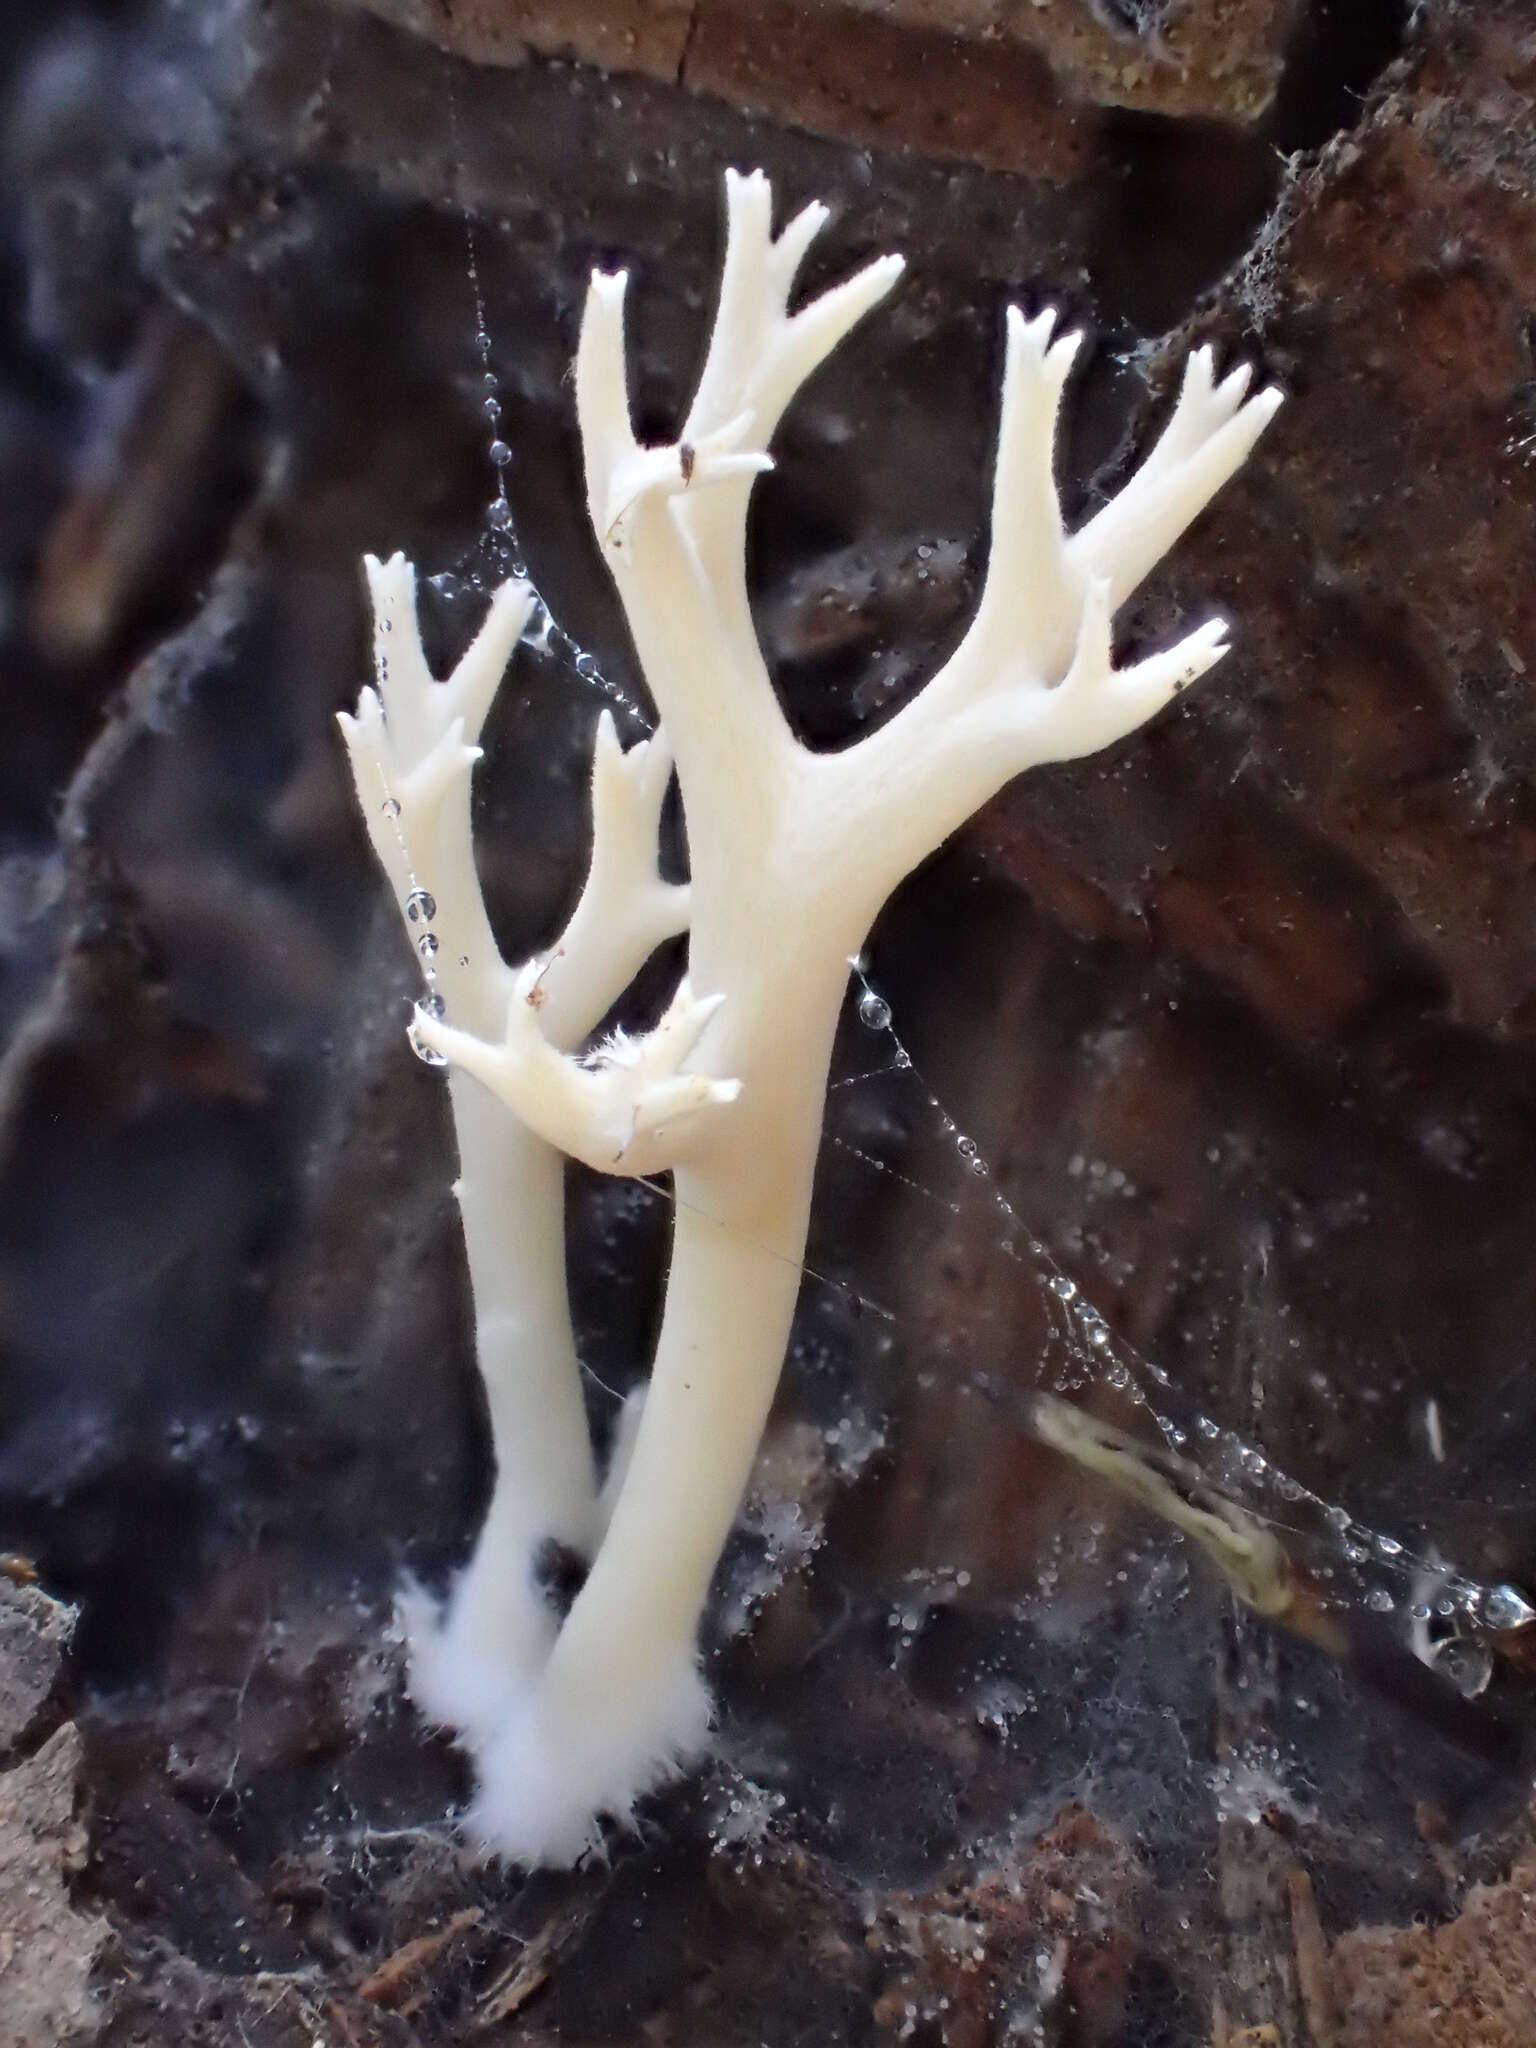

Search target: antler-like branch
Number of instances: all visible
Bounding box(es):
[339,553,532,1037]
[682,168,906,459]
[816,316,1282,895]
[413,961,742,1175]
[339,556,691,1049]
[574,172,904,848]
[537,712,692,1048]
[1070,343,1278,612]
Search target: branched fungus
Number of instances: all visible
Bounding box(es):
[340,169,1281,1865]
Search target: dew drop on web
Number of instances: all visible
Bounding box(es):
[858,989,891,1031]
[407,1006,448,1069]
[1484,1582,1536,1631]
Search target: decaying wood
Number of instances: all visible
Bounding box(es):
[357,1906,483,2009]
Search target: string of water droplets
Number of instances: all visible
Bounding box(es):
[838,960,1534,1672]
[438,88,650,732]
[367,115,664,1073]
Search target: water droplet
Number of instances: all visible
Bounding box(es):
[487,497,513,531]
[482,369,497,389]
[418,991,445,1020]
[405,888,437,923]
[1484,1582,1536,1632]
[858,990,891,1031]
[483,395,501,418]
[957,1135,979,1161]
[380,796,401,818]
[427,571,461,600]
[574,652,598,678]
[968,1156,988,1176]
[1366,1587,1395,1614]
[1436,1638,1494,1699]
[893,1048,912,1070]
[489,439,511,466]
[417,932,439,959]
[1050,1276,1077,1301]
[1089,1325,1112,1349]
[1375,1535,1403,1560]
[408,1009,448,1068]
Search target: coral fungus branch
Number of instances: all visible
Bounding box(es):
[340,554,688,1741]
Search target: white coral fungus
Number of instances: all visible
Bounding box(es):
[339,169,1281,1866]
